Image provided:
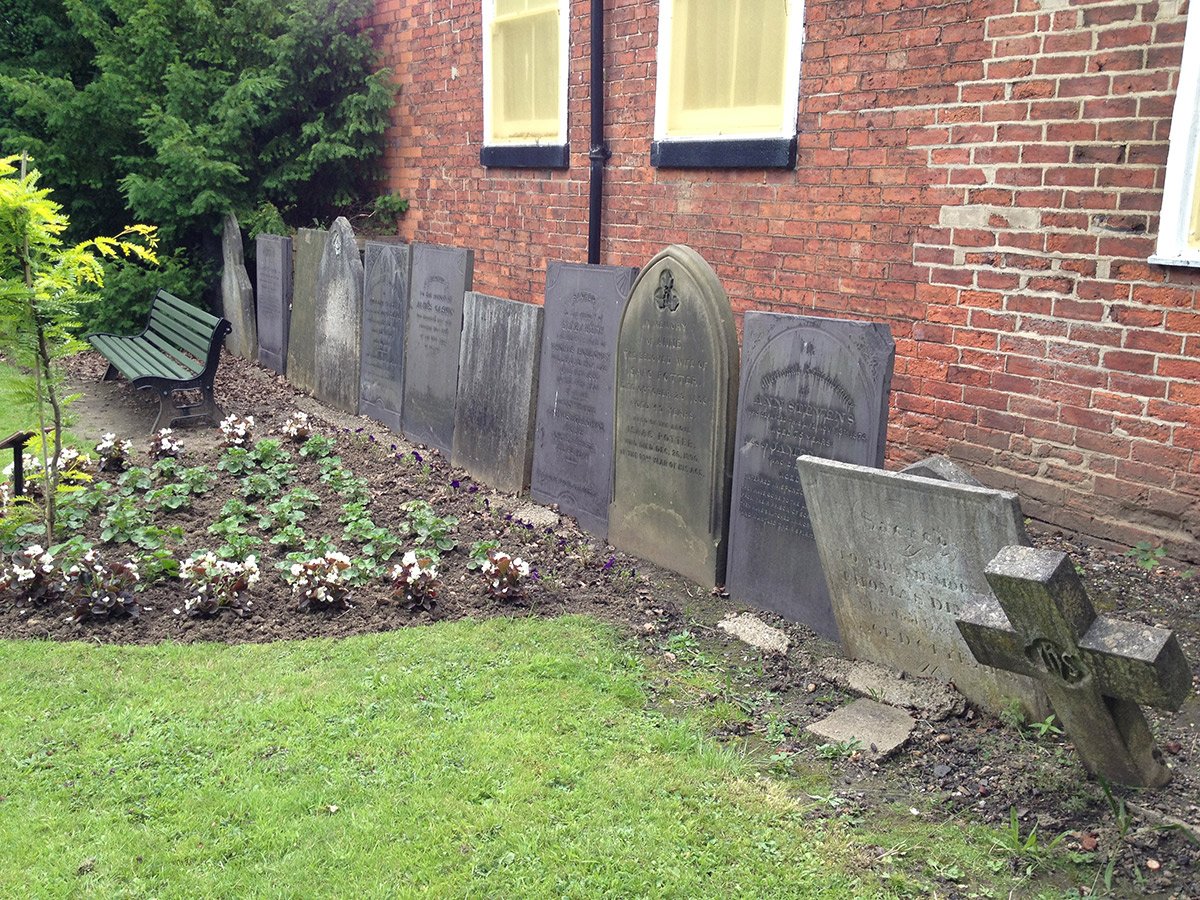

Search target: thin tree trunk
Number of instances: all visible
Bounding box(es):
[19,152,57,545]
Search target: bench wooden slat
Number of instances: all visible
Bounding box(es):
[146,315,211,361]
[157,291,223,330]
[150,301,220,339]
[140,331,205,375]
[93,334,195,381]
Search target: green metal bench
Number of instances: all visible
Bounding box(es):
[88,290,232,432]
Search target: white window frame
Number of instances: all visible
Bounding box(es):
[653,0,806,144]
[1152,12,1200,267]
[482,0,569,148]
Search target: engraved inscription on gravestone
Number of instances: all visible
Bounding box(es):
[531,262,636,536]
[286,227,328,394]
[401,244,473,454]
[255,234,292,374]
[726,313,894,642]
[608,245,738,588]
[359,241,411,432]
[796,457,1047,717]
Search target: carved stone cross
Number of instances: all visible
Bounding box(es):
[957,545,1191,787]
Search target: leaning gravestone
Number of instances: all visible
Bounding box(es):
[286,227,328,394]
[796,457,1047,717]
[608,245,738,588]
[359,241,411,431]
[452,293,543,493]
[401,244,473,454]
[313,217,363,414]
[726,313,894,642]
[220,213,257,360]
[960,545,1191,787]
[255,234,292,374]
[530,261,636,536]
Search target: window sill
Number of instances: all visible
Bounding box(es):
[480,144,569,169]
[650,137,797,169]
[1148,254,1200,269]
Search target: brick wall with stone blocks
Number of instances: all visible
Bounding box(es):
[368,0,1200,562]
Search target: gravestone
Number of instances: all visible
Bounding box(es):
[359,241,411,431]
[255,234,292,374]
[608,245,739,588]
[900,455,982,487]
[313,217,363,414]
[452,293,543,493]
[530,261,636,535]
[960,545,1191,787]
[220,213,257,359]
[795,457,1047,717]
[286,227,328,394]
[726,313,894,641]
[401,244,473,453]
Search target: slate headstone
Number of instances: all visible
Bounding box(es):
[608,245,739,588]
[452,293,543,493]
[286,227,328,394]
[530,261,636,536]
[726,313,894,642]
[313,217,363,414]
[795,456,1048,717]
[401,244,473,454]
[359,241,411,432]
[255,234,292,375]
[220,213,257,360]
[960,545,1191,787]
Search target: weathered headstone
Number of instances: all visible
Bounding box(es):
[255,234,292,374]
[796,456,1048,717]
[900,455,982,487]
[530,261,636,535]
[313,217,363,414]
[959,545,1191,787]
[401,244,473,453]
[608,245,739,588]
[359,241,411,431]
[286,227,328,394]
[726,313,894,641]
[452,293,543,493]
[220,213,257,359]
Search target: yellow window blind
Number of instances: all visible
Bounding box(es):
[666,0,791,136]
[490,0,561,141]
[1190,150,1200,249]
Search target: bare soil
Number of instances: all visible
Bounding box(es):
[3,349,1199,897]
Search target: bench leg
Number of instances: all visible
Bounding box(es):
[151,393,176,433]
[102,363,119,382]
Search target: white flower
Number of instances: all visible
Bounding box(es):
[402,550,418,567]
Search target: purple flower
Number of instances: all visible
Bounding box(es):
[450,479,461,489]
[390,443,397,451]
[468,484,479,494]
[368,435,377,443]
[602,556,615,571]
[412,451,423,463]
[531,567,541,581]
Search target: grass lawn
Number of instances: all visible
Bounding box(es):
[0,616,1080,898]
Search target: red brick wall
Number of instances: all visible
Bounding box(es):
[370,0,1200,562]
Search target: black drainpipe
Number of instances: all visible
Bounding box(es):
[587,0,609,265]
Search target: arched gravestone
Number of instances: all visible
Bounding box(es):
[286,227,328,395]
[359,241,411,432]
[531,261,637,537]
[726,313,894,642]
[401,244,473,454]
[313,217,364,414]
[608,245,739,588]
